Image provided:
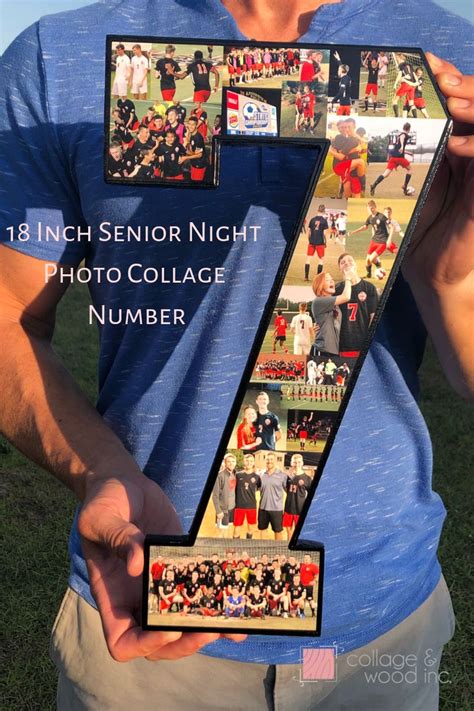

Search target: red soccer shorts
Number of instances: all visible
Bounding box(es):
[396,83,415,100]
[337,105,351,115]
[299,431,308,440]
[194,89,211,103]
[191,165,206,181]
[368,240,387,257]
[161,88,176,101]
[414,97,426,109]
[387,156,410,171]
[334,159,352,180]
[228,65,235,75]
[388,241,398,253]
[160,599,172,611]
[283,512,300,528]
[307,244,325,258]
[233,507,257,527]
[365,83,378,95]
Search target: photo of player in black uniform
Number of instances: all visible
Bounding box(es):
[356,50,389,116]
[156,129,187,180]
[349,200,397,279]
[233,454,261,540]
[155,44,182,101]
[370,122,414,196]
[182,116,209,182]
[177,50,220,104]
[328,48,360,117]
[304,205,330,281]
[107,143,128,178]
[283,453,313,538]
[334,252,379,358]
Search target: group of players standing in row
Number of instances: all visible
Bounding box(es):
[226,47,301,85]
[149,549,319,620]
[212,452,314,540]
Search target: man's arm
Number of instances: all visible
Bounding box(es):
[0,246,244,659]
[211,65,220,90]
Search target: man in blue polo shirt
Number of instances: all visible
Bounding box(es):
[0,1,472,709]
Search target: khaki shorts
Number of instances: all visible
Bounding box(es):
[50,576,455,711]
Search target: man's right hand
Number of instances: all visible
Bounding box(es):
[78,473,246,661]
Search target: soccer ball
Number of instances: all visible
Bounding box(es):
[405,186,416,195]
[375,267,387,280]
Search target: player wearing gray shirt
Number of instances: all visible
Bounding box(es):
[311,269,353,356]
[258,453,289,540]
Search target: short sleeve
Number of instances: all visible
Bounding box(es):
[0,24,87,265]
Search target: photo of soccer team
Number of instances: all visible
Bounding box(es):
[146,540,321,632]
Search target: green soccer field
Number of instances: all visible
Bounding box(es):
[222,72,286,90]
[358,69,388,116]
[315,157,430,202]
[366,162,430,199]
[260,322,296,354]
[280,99,328,139]
[286,438,326,453]
[283,197,414,289]
[111,44,224,106]
[282,396,341,412]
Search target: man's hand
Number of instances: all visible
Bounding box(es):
[403,53,474,398]
[79,474,246,661]
[404,53,473,284]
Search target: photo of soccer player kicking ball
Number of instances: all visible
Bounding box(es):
[348,199,397,280]
[146,540,321,633]
[365,117,446,198]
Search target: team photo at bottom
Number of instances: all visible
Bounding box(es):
[147,540,321,632]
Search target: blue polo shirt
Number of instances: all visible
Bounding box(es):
[0,0,472,664]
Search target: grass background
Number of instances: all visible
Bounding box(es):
[1,281,473,709]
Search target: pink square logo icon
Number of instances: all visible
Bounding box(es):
[302,647,336,681]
